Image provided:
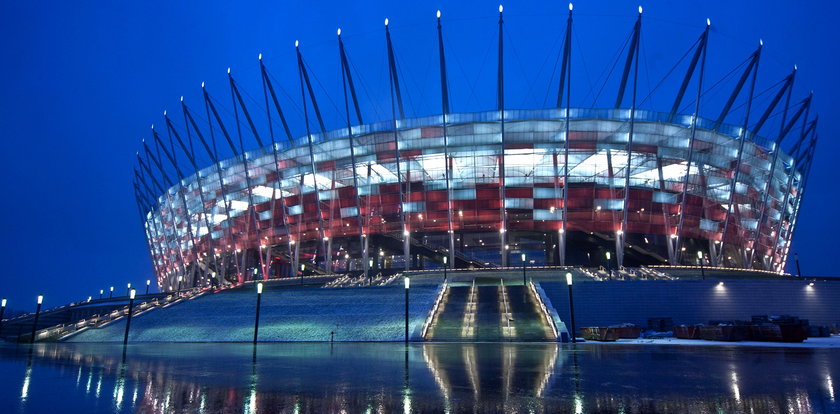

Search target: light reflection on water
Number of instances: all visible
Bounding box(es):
[0,342,837,413]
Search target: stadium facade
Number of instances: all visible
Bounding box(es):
[133,7,819,290]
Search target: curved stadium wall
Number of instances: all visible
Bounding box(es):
[142,107,805,288]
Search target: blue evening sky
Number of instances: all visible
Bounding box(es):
[0,0,837,309]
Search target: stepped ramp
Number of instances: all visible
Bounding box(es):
[66,284,440,342]
[425,279,555,342]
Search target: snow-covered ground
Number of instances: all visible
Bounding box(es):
[66,285,440,342]
[579,335,840,348]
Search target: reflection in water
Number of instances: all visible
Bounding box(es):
[0,342,837,413]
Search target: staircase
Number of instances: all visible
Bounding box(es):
[424,279,555,342]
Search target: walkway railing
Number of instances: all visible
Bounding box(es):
[25,288,206,342]
[421,283,449,340]
[528,281,560,341]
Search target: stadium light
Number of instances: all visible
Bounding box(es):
[566,272,576,343]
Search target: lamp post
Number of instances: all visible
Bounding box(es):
[146,280,151,295]
[177,276,183,293]
[99,289,103,300]
[126,283,132,297]
[123,289,136,345]
[253,282,263,344]
[0,298,6,333]
[521,253,527,286]
[697,251,705,280]
[404,277,410,343]
[606,251,612,280]
[30,295,43,344]
[566,273,576,343]
[794,253,802,277]
[300,263,305,285]
[368,258,374,286]
[109,286,114,299]
[443,256,448,283]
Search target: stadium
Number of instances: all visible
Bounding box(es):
[133,6,818,292]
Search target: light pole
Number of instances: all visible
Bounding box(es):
[30,295,43,344]
[443,256,448,283]
[109,286,114,299]
[521,253,527,286]
[177,276,183,293]
[126,283,132,297]
[794,253,802,277]
[606,251,612,280]
[253,282,263,344]
[123,289,136,345]
[697,250,705,280]
[300,263,305,285]
[146,280,151,295]
[404,277,410,343]
[0,298,6,333]
[368,258,374,286]
[566,273,576,343]
[99,289,103,300]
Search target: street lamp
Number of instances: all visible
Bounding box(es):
[404,277,410,343]
[605,251,612,280]
[123,288,136,345]
[253,282,263,344]
[697,250,705,280]
[300,263,305,285]
[109,286,114,299]
[177,276,183,292]
[127,283,132,297]
[99,289,103,300]
[0,298,6,332]
[521,253,527,286]
[146,280,151,295]
[566,273,576,343]
[443,256,448,283]
[30,295,43,344]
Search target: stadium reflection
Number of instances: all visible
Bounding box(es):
[1,342,838,413]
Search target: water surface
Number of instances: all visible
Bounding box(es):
[0,342,837,413]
